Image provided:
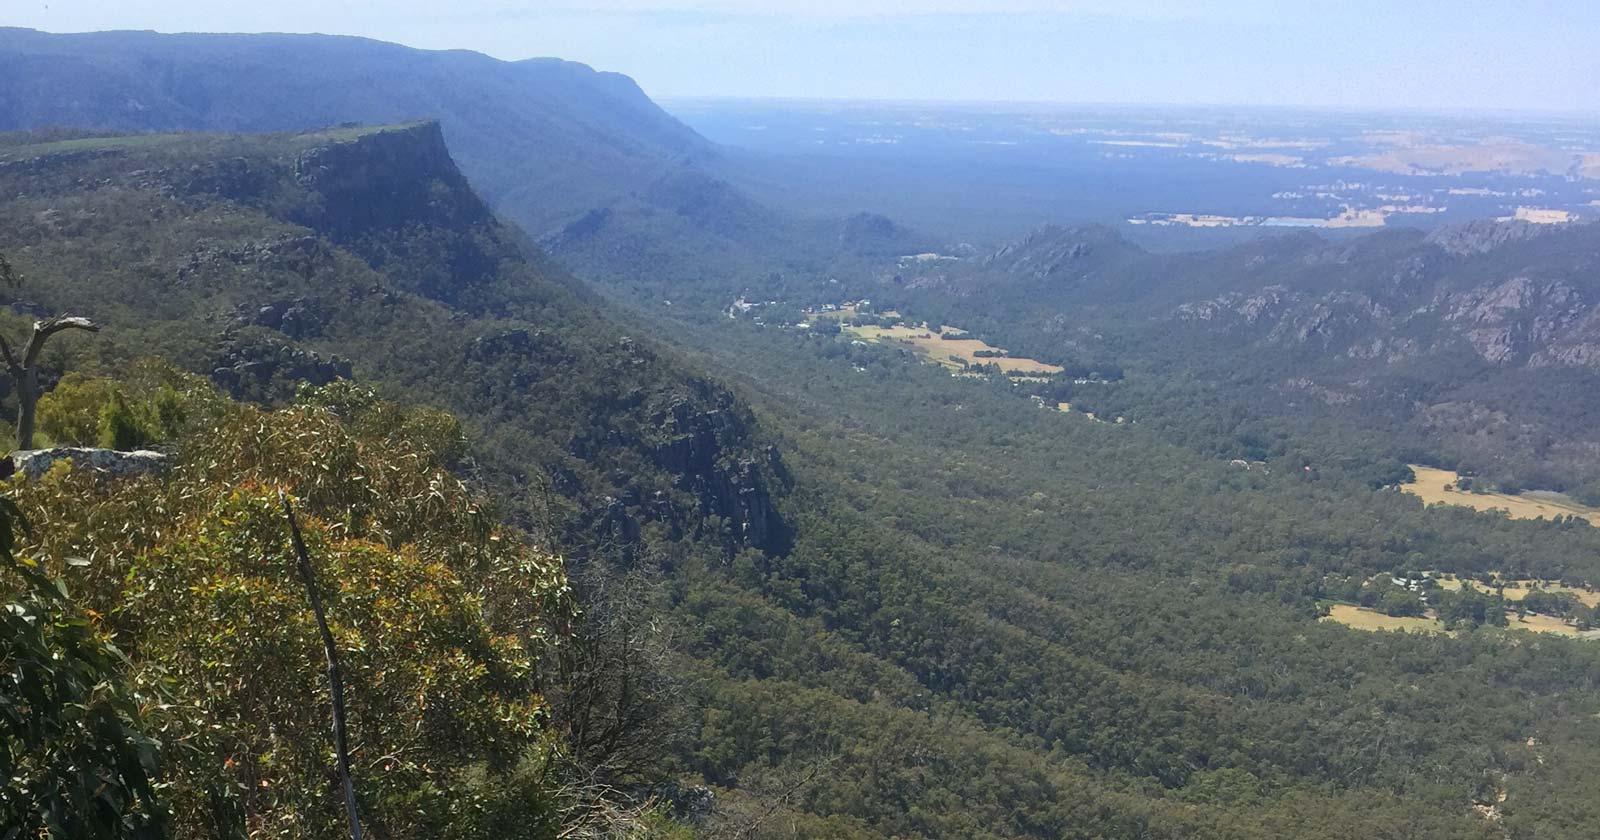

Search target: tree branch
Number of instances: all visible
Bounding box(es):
[728,755,837,840]
[281,490,365,840]
[23,316,100,368]
[0,334,17,374]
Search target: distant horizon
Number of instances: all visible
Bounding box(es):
[8,1,1600,115]
[10,24,1600,124]
[659,94,1600,122]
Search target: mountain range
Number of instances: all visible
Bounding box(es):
[0,27,922,296]
[883,218,1600,488]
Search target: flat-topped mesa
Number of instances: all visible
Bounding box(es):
[293,121,492,239]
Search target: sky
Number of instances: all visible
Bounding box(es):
[8,1,1600,113]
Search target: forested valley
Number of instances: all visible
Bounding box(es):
[5,26,1600,840]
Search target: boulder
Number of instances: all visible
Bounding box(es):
[10,447,169,481]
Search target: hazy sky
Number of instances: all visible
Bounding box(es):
[9,1,1600,112]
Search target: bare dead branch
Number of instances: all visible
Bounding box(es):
[281,490,365,840]
[24,316,100,368]
[725,756,837,840]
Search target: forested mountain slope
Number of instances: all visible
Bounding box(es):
[0,122,791,558]
[0,120,805,834]
[638,293,1600,840]
[882,219,1600,489]
[0,26,707,233]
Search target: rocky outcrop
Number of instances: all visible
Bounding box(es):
[1346,336,1418,363]
[211,337,352,399]
[1531,342,1600,368]
[1278,377,1355,406]
[289,122,509,301]
[1266,292,1390,348]
[1176,286,1295,324]
[646,391,792,555]
[179,235,332,284]
[164,155,274,201]
[982,225,1126,281]
[467,328,569,363]
[1441,277,1587,364]
[11,447,168,480]
[1172,267,1600,369]
[231,295,327,338]
[1424,219,1548,256]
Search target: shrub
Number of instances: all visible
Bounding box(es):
[36,373,117,446]
[0,494,167,838]
[9,379,575,838]
[38,366,208,451]
[96,392,150,450]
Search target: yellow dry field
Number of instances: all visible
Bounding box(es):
[1429,574,1600,609]
[845,324,1063,375]
[1324,603,1598,639]
[1507,613,1595,638]
[1402,465,1600,525]
[1322,604,1444,634]
[1331,139,1593,178]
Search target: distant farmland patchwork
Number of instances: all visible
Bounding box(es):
[843,322,1064,375]
[1323,603,1599,639]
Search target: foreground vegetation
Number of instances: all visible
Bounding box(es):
[3,373,597,837]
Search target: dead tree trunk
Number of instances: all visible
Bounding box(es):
[280,490,365,840]
[0,316,101,450]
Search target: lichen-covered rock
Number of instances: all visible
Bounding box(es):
[11,447,169,480]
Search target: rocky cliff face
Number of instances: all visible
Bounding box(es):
[1145,222,1600,480]
[468,328,794,557]
[979,224,1135,283]
[1423,219,1552,256]
[646,383,793,554]
[1160,217,1600,375]
[0,123,792,558]
[292,122,492,239]
[1173,268,1600,371]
